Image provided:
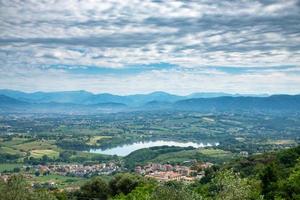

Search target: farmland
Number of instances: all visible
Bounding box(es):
[0,111,299,193]
[1,112,299,163]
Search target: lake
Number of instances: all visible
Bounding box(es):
[90,140,219,156]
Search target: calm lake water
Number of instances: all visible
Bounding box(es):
[90,140,219,156]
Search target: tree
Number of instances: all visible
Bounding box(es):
[112,183,156,200]
[212,169,261,200]
[13,167,21,173]
[0,175,57,200]
[278,159,300,200]
[77,177,110,200]
[59,151,73,161]
[109,173,142,196]
[150,181,203,200]
[53,191,68,200]
[35,171,40,177]
[260,163,278,199]
[42,155,50,162]
[287,160,300,198]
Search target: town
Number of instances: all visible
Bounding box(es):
[135,162,213,182]
[0,161,213,188]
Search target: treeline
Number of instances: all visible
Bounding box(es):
[0,150,115,166]
[56,139,90,151]
[0,153,22,163]
[0,170,261,200]
[124,146,195,169]
[22,151,114,166]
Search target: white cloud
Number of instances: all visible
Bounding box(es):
[0,0,299,93]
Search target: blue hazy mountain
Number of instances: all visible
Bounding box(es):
[0,89,254,106]
[187,92,269,98]
[0,91,299,114]
[0,94,28,105]
[83,93,132,105]
[174,95,300,113]
[0,90,183,106]
[0,94,127,114]
[78,91,183,106]
[0,89,94,104]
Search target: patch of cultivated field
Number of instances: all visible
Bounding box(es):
[147,148,234,165]
[198,148,232,157]
[1,137,29,146]
[265,139,296,145]
[30,149,59,159]
[86,135,112,146]
[0,146,25,156]
[14,140,57,151]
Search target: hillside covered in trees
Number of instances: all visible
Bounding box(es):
[1,145,300,200]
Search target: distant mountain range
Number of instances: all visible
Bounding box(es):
[0,89,299,114]
[0,89,269,106]
[174,95,300,113]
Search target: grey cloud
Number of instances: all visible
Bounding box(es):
[0,33,165,48]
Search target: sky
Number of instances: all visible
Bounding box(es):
[0,0,300,95]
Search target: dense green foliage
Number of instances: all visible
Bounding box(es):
[75,177,110,200]
[0,175,57,200]
[123,146,234,170]
[1,146,300,200]
[124,146,195,168]
[226,146,300,199]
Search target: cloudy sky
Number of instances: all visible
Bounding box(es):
[0,0,300,95]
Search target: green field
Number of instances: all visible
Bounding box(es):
[31,174,87,189]
[1,137,28,146]
[0,163,23,172]
[0,146,25,155]
[14,140,58,151]
[198,148,232,157]
[30,149,60,159]
[150,148,234,164]
[264,139,297,145]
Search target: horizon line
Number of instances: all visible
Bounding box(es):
[1,88,300,97]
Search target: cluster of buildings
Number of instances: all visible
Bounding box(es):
[36,162,120,177]
[135,162,213,182]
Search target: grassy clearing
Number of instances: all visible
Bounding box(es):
[265,139,296,145]
[1,137,29,146]
[14,140,58,151]
[149,148,234,164]
[0,137,61,161]
[86,136,112,145]
[0,146,25,156]
[30,149,60,159]
[198,148,232,157]
[0,163,23,172]
[31,174,87,189]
